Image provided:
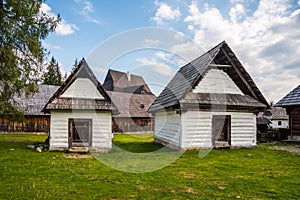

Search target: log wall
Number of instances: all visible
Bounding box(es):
[112,117,154,133]
[290,107,300,136]
[0,116,50,133]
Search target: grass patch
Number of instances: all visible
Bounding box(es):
[0,134,300,199]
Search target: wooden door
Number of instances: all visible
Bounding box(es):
[68,119,92,147]
[212,115,231,146]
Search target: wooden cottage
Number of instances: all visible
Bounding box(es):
[43,59,117,151]
[103,69,153,94]
[275,85,300,141]
[264,107,289,129]
[103,69,156,133]
[148,41,268,149]
[0,85,58,133]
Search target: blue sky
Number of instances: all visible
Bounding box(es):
[42,0,300,103]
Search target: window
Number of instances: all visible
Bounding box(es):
[68,118,92,147]
[278,121,282,126]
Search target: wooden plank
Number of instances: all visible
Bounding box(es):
[209,64,231,67]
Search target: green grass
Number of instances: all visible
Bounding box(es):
[0,134,300,199]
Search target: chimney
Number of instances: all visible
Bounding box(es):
[127,71,131,81]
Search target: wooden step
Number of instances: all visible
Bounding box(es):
[68,147,89,153]
[214,142,230,149]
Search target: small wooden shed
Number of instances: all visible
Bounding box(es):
[148,41,268,149]
[275,85,300,141]
[103,69,156,133]
[43,59,117,151]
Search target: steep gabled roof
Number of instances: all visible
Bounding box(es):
[268,107,288,120]
[43,58,117,113]
[103,69,153,94]
[14,85,59,116]
[275,85,300,107]
[107,91,156,118]
[149,41,268,112]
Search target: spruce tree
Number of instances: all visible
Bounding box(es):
[43,56,63,86]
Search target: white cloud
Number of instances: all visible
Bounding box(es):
[56,20,79,35]
[151,1,181,25]
[136,57,175,76]
[184,0,300,102]
[40,3,78,36]
[75,0,101,24]
[170,41,205,64]
[229,4,245,23]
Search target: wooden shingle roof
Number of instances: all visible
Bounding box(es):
[14,85,59,116]
[275,85,300,107]
[107,91,156,118]
[268,107,288,120]
[149,41,268,112]
[43,58,117,113]
[103,69,153,94]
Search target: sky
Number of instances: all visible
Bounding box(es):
[42,0,300,103]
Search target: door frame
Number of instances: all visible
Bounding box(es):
[212,115,231,146]
[68,118,92,147]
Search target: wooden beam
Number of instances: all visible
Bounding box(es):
[221,48,258,99]
[209,64,231,67]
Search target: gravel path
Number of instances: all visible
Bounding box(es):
[270,145,300,155]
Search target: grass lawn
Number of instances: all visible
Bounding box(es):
[0,134,299,199]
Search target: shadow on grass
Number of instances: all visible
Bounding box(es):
[112,141,163,153]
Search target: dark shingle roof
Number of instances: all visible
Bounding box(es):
[43,58,117,113]
[149,41,268,112]
[14,85,59,116]
[103,69,153,94]
[275,85,300,107]
[107,91,156,118]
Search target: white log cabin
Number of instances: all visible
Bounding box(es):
[148,41,269,149]
[42,59,117,151]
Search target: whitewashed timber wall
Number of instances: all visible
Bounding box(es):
[181,111,212,149]
[271,119,289,129]
[181,111,256,149]
[60,78,104,99]
[155,111,256,149]
[49,110,112,150]
[155,110,257,149]
[154,110,181,147]
[230,112,256,147]
[193,69,243,95]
